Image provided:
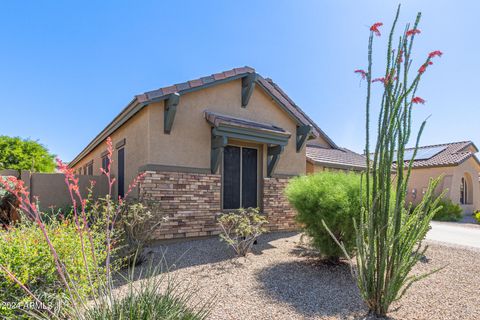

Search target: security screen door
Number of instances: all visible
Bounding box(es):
[223,146,258,209]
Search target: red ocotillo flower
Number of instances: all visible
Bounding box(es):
[418,61,433,74]
[412,96,426,104]
[370,22,383,36]
[406,29,421,36]
[372,74,397,85]
[428,50,443,58]
[354,69,367,79]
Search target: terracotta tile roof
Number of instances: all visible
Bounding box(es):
[393,141,479,168]
[140,67,255,101]
[306,143,367,170]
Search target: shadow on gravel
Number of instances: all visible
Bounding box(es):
[114,231,299,287]
[256,259,367,318]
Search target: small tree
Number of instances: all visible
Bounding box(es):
[0,136,55,172]
[330,5,444,317]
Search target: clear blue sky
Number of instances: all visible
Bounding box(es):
[1,1,478,161]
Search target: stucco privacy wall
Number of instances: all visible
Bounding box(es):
[147,79,306,176]
[0,170,108,210]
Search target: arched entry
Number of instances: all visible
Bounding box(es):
[460,173,473,205]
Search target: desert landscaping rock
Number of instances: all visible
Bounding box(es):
[132,232,480,319]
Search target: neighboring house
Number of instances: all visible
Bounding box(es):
[306,142,367,173]
[70,66,356,240]
[399,141,480,214]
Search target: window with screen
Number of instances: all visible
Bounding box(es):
[118,148,125,198]
[222,146,258,209]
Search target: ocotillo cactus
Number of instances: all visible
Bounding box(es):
[327,5,445,317]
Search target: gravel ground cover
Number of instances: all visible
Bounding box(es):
[126,232,480,320]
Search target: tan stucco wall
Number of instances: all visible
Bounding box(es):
[147,79,305,176]
[406,158,480,214]
[72,78,308,195]
[71,107,150,197]
[405,166,453,205]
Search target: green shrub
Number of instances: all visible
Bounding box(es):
[432,199,463,221]
[285,171,362,262]
[475,211,480,224]
[0,219,106,319]
[218,208,268,257]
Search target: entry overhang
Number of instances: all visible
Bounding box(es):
[205,111,291,175]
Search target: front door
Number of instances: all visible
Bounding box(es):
[223,146,258,209]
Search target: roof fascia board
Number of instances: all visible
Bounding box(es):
[312,160,366,171]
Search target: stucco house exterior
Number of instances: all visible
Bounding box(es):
[400,141,480,214]
[70,66,362,240]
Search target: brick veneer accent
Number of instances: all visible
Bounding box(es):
[139,170,298,240]
[139,171,222,240]
[263,177,298,231]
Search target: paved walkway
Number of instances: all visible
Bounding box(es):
[427,220,480,249]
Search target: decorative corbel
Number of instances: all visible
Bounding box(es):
[241,73,257,107]
[164,93,180,134]
[211,134,228,174]
[296,125,312,152]
[267,145,284,177]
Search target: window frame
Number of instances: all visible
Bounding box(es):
[86,161,93,176]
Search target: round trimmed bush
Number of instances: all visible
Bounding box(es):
[432,199,463,221]
[286,171,362,262]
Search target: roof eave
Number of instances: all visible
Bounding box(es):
[308,159,367,171]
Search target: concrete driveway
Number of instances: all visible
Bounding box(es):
[426,220,480,249]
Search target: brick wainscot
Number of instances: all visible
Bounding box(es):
[139,170,298,240]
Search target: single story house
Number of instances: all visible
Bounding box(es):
[69,67,365,240]
[399,141,480,214]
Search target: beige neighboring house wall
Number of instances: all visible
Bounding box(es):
[404,142,480,215]
[406,157,480,214]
